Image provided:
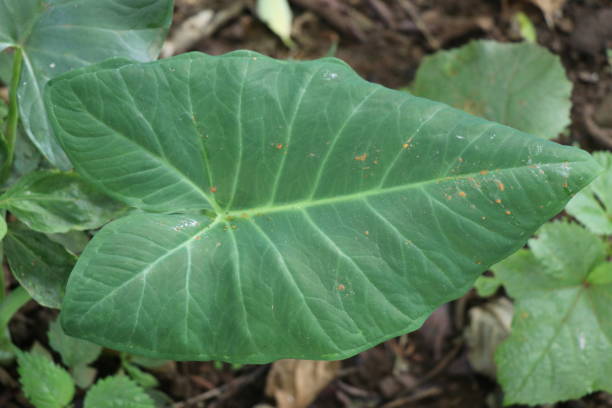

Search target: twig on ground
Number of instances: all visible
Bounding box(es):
[584,105,612,149]
[397,0,440,49]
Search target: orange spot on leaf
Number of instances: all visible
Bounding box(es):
[355,153,367,161]
[210,186,217,193]
[458,191,467,197]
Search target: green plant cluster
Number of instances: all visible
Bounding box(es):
[0,1,608,407]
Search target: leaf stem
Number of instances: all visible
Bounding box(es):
[0,286,30,329]
[1,46,24,182]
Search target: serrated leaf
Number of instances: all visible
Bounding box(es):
[4,223,75,308]
[411,40,572,139]
[17,351,75,408]
[46,51,599,363]
[257,0,294,47]
[529,221,606,279]
[565,151,612,235]
[0,170,123,233]
[493,223,612,405]
[84,376,155,408]
[0,0,174,169]
[48,318,101,368]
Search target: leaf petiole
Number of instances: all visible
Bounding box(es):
[1,46,24,183]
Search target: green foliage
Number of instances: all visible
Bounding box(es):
[565,151,612,235]
[84,376,155,408]
[17,350,75,408]
[0,171,123,233]
[48,318,101,368]
[492,222,612,405]
[4,223,75,308]
[411,40,572,139]
[45,51,598,362]
[0,0,174,168]
[514,12,537,43]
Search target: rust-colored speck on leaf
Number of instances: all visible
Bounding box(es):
[458,191,467,197]
[210,186,217,193]
[495,199,502,204]
[364,231,369,236]
[355,153,367,161]
[479,170,489,175]
[337,284,346,291]
[276,143,283,149]
[505,210,512,215]
[496,181,505,191]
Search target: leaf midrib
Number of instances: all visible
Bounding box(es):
[223,160,576,218]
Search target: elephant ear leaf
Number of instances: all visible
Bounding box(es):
[46,51,600,363]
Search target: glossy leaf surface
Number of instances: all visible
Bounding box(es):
[0,171,123,233]
[0,0,173,169]
[493,222,612,405]
[566,152,612,235]
[4,223,75,308]
[411,41,572,140]
[47,52,599,362]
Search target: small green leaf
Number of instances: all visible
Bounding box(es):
[48,318,101,368]
[0,0,174,168]
[4,223,75,308]
[493,224,612,405]
[257,0,294,47]
[85,376,155,408]
[411,40,572,139]
[47,230,90,255]
[17,351,75,408]
[0,170,124,234]
[514,12,537,43]
[587,262,612,285]
[474,274,502,297]
[566,151,612,235]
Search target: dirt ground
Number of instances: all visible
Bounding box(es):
[2,0,612,407]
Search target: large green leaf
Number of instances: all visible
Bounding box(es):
[0,170,124,233]
[4,223,75,308]
[493,222,612,405]
[411,40,572,140]
[0,0,174,169]
[46,52,599,362]
[565,151,612,235]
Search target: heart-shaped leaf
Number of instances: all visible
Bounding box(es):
[46,52,599,362]
[411,40,572,140]
[0,0,174,169]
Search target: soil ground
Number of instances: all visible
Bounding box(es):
[1,0,611,407]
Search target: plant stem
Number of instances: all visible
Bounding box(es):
[0,286,30,329]
[1,46,24,182]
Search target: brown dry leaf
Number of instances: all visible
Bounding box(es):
[265,359,341,408]
[527,0,566,26]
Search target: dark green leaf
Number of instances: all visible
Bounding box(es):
[411,40,572,139]
[47,52,599,362]
[84,376,155,408]
[0,170,124,233]
[493,222,612,405]
[4,223,75,308]
[17,350,75,408]
[0,0,174,168]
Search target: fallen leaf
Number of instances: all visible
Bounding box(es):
[265,359,340,408]
[527,0,566,26]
